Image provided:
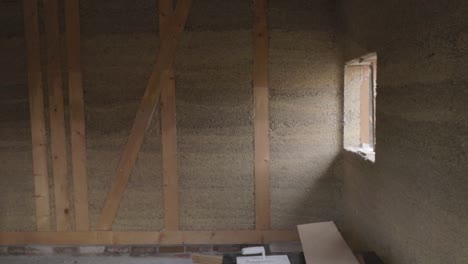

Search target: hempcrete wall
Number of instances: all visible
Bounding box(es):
[0,0,342,231]
[339,0,468,263]
[0,2,35,231]
[269,29,342,228]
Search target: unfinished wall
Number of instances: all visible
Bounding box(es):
[0,1,35,231]
[0,0,342,232]
[339,0,468,263]
[269,0,342,228]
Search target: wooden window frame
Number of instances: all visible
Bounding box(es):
[345,53,377,152]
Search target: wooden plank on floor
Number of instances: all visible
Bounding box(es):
[159,0,179,231]
[96,0,192,231]
[22,0,51,232]
[253,0,271,230]
[192,254,223,264]
[0,230,298,245]
[298,222,360,264]
[65,0,89,231]
[43,0,71,231]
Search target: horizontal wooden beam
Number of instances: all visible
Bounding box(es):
[0,230,298,245]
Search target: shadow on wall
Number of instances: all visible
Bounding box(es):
[271,153,344,230]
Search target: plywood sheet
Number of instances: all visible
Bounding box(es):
[298,222,359,264]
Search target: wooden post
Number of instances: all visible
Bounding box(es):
[159,0,180,231]
[65,0,89,231]
[96,0,192,230]
[253,0,271,230]
[43,0,71,231]
[23,0,52,231]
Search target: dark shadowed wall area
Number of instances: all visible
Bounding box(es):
[0,0,35,231]
[0,0,343,231]
[338,0,468,263]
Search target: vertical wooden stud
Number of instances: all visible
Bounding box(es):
[159,0,180,231]
[23,0,52,231]
[43,0,71,231]
[65,0,89,231]
[253,0,271,230]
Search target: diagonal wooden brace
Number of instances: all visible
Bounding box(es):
[96,0,193,231]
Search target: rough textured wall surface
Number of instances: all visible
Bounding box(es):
[339,0,468,263]
[0,0,342,231]
[0,1,35,231]
[269,0,343,230]
[269,30,342,228]
[176,30,255,230]
[82,34,164,231]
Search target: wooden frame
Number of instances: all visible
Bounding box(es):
[359,66,371,146]
[253,0,271,230]
[11,0,293,244]
[159,0,180,231]
[96,0,193,230]
[43,0,71,231]
[0,230,298,245]
[65,0,90,231]
[370,59,377,148]
[23,0,52,231]
[344,53,377,150]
